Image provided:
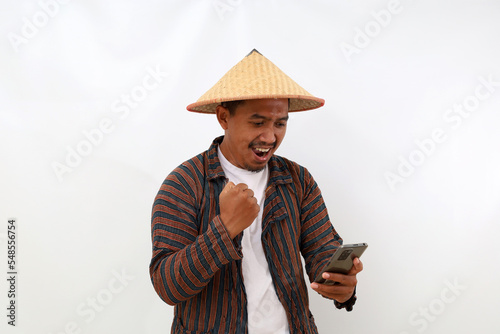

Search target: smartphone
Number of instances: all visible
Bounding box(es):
[314,243,368,285]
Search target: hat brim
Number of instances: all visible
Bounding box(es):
[187,95,325,114]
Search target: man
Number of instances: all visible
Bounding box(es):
[150,49,363,333]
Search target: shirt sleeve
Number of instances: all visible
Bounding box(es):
[298,168,358,311]
[299,167,342,283]
[149,168,242,306]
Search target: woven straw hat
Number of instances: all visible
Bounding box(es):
[187,49,325,113]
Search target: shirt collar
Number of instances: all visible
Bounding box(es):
[207,136,292,185]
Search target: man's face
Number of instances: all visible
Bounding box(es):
[216,98,289,172]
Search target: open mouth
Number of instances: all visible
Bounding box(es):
[251,147,272,161]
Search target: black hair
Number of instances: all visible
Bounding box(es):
[220,100,246,115]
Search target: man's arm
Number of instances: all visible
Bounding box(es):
[299,167,342,285]
[298,167,362,309]
[149,169,243,306]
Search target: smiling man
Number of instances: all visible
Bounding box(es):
[217,98,288,172]
[150,50,363,334]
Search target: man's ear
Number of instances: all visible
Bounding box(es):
[216,105,229,130]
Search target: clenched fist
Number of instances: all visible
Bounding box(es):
[219,181,260,239]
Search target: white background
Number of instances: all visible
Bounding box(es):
[1,0,500,333]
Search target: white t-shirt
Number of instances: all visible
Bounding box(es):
[218,147,289,334]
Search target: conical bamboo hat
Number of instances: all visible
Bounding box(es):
[187,49,325,113]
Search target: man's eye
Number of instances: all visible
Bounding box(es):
[253,122,264,126]
[276,122,286,128]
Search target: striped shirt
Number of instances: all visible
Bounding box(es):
[150,136,347,333]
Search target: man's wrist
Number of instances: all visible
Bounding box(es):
[334,288,357,312]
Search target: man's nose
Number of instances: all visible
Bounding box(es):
[259,126,275,143]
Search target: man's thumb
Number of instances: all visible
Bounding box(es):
[222,181,235,193]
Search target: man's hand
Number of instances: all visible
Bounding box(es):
[310,257,363,303]
[219,181,260,239]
